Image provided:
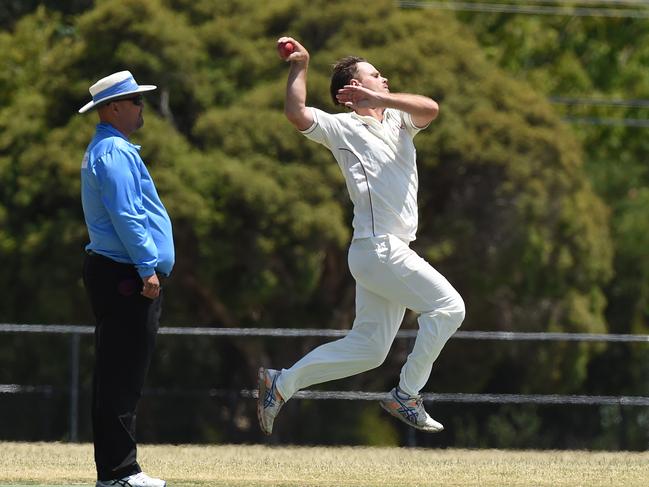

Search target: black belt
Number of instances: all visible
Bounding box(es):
[86,250,168,278]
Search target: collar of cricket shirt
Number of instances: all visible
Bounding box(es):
[351,110,399,154]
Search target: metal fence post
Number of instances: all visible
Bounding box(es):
[69,332,80,442]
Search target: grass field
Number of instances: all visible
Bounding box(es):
[0,442,647,487]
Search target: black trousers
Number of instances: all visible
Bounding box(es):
[82,253,162,481]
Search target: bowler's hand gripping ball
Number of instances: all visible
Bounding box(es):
[278,41,295,60]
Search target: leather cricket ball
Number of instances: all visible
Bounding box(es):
[278,41,295,60]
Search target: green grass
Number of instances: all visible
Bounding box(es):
[1,442,648,486]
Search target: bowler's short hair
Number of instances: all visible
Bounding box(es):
[330,56,366,105]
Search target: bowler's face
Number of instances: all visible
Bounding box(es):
[354,62,389,93]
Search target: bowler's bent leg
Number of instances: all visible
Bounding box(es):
[399,290,464,395]
[381,238,465,396]
[276,284,405,401]
[347,235,465,397]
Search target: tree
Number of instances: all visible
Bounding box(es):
[453,8,649,448]
[0,0,623,447]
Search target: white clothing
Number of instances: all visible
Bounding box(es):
[301,107,421,242]
[275,106,465,401]
[277,236,465,400]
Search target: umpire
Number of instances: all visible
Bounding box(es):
[79,71,174,487]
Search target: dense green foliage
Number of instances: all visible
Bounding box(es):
[452,6,649,449]
[457,5,649,335]
[0,0,645,449]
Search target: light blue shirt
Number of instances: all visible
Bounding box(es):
[81,122,174,278]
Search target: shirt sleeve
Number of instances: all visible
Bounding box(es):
[395,109,429,138]
[300,107,344,150]
[94,147,158,278]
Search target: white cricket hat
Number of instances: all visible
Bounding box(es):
[78,70,156,114]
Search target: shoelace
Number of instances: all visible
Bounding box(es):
[105,472,160,487]
[108,479,132,487]
[394,390,423,424]
[263,373,279,409]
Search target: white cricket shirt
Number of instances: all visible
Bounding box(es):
[301,107,424,242]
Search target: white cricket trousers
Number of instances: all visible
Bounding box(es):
[275,235,465,400]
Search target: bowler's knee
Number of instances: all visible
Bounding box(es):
[357,339,392,370]
[442,292,465,330]
[345,326,392,371]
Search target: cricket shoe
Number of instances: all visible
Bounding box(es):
[257,367,284,435]
[96,471,166,487]
[380,387,444,433]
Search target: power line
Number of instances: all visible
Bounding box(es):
[399,1,649,18]
[563,116,649,126]
[550,96,649,108]
[505,0,649,6]
[550,97,649,126]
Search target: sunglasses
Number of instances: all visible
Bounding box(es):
[111,94,144,106]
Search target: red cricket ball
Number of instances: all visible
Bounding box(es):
[278,41,295,60]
